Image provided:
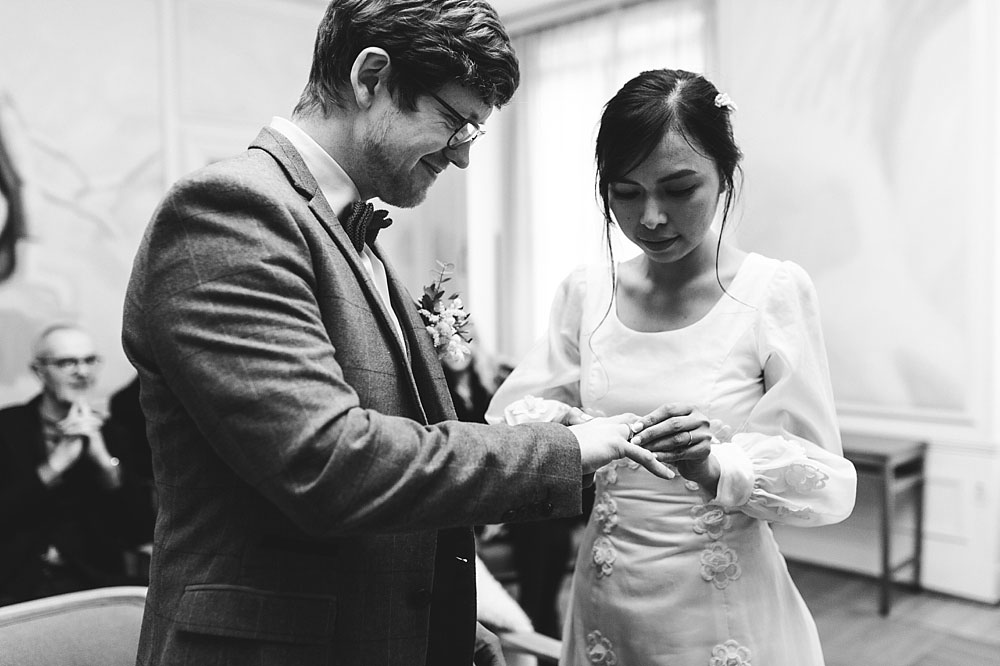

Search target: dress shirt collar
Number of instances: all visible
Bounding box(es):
[268,118,408,353]
[268,116,359,221]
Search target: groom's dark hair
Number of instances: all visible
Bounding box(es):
[293,0,519,117]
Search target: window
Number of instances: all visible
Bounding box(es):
[468,0,710,359]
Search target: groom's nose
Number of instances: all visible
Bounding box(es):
[445,142,472,169]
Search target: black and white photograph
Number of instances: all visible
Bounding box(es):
[0,1,997,665]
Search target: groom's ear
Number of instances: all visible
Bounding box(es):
[350,47,391,111]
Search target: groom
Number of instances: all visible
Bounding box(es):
[123,1,673,665]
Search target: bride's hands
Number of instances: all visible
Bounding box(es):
[570,414,675,480]
[629,404,720,491]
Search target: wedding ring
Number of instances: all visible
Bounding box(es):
[683,431,693,446]
[626,422,640,442]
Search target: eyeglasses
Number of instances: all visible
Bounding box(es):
[423,89,485,149]
[37,355,102,371]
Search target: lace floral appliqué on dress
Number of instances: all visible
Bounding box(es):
[592,536,616,578]
[598,458,641,486]
[709,639,752,665]
[691,504,732,540]
[590,490,620,577]
[593,492,619,533]
[700,542,742,589]
[784,463,829,492]
[586,630,618,665]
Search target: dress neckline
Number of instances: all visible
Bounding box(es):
[610,252,760,335]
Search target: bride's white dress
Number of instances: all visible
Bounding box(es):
[486,253,857,666]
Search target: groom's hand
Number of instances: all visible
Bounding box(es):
[570,414,675,479]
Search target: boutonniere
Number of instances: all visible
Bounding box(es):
[416,261,473,365]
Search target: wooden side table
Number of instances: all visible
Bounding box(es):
[841,435,927,615]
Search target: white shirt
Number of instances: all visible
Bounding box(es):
[268,117,407,352]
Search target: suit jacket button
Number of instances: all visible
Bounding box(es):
[410,588,433,608]
[541,502,554,516]
[501,509,516,522]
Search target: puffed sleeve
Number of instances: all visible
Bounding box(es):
[485,267,588,425]
[710,261,857,526]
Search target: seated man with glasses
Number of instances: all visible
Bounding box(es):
[0,324,154,606]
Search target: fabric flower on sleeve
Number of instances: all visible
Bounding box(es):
[502,394,576,425]
[709,432,857,526]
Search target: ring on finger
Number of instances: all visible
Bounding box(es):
[684,430,693,446]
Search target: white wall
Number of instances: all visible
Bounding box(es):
[468,0,1000,602]
[163,0,470,350]
[0,0,462,406]
[712,0,1000,602]
[0,0,163,406]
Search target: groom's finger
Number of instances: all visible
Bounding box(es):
[621,442,675,479]
[561,407,594,425]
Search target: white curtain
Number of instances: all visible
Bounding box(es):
[468,0,710,361]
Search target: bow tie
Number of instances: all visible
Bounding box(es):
[340,201,392,253]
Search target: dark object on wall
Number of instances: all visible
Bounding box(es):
[0,117,26,283]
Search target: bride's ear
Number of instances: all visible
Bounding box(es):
[350,47,391,111]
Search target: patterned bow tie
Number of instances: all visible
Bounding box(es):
[340,201,392,253]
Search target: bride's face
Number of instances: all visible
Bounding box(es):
[608,129,722,264]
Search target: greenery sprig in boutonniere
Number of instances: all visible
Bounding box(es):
[416,261,473,365]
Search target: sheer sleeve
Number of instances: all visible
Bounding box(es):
[711,261,857,527]
[486,267,588,425]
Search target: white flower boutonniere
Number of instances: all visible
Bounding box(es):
[416,261,473,365]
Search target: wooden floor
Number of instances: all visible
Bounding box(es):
[787,561,1000,666]
[548,560,1000,665]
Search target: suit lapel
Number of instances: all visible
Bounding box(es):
[248,127,435,424]
[303,193,407,356]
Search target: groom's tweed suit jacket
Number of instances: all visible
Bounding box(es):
[122,127,583,666]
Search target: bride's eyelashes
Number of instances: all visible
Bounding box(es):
[609,184,700,200]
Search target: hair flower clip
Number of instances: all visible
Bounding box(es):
[416,261,473,366]
[714,92,738,112]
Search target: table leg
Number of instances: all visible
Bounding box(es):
[880,463,894,616]
[913,471,924,591]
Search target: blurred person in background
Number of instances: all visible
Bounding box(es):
[0,324,153,606]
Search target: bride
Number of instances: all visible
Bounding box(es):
[487,69,857,666]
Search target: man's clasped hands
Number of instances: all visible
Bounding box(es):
[38,401,122,489]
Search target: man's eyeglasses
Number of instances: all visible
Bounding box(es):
[37,355,102,371]
[424,89,485,149]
